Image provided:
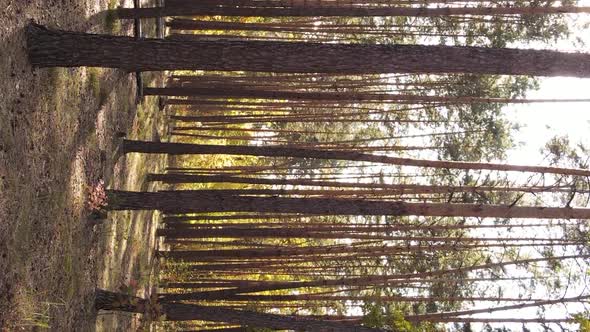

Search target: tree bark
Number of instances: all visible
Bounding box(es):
[144,86,590,104]
[147,174,575,194]
[122,140,590,177]
[162,303,386,331]
[107,190,590,219]
[114,5,590,18]
[405,295,590,321]
[160,254,587,301]
[94,289,385,330]
[27,23,590,77]
[94,288,148,313]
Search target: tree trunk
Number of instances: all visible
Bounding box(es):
[94,288,148,313]
[405,295,590,321]
[163,214,302,223]
[202,293,548,302]
[416,318,573,324]
[162,303,385,331]
[160,241,573,261]
[94,289,385,330]
[122,140,590,177]
[147,174,575,194]
[160,253,587,301]
[144,86,590,104]
[114,4,590,18]
[27,23,590,77]
[106,190,590,219]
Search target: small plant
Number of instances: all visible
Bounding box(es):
[87,180,108,220]
[87,68,101,99]
[17,293,65,330]
[21,312,51,329]
[119,278,139,295]
[105,0,121,33]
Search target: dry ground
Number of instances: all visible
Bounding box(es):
[0,0,166,330]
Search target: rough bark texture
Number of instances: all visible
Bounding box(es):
[161,254,586,301]
[94,289,382,330]
[123,140,590,176]
[94,288,147,313]
[147,174,574,193]
[115,5,590,18]
[27,23,590,77]
[106,190,590,219]
[162,303,385,331]
[144,86,590,104]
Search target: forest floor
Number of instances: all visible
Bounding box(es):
[0,0,166,330]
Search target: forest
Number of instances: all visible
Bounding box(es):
[1,0,590,331]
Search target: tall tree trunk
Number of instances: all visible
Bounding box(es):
[114,5,590,18]
[95,289,385,330]
[162,303,385,331]
[147,174,574,194]
[160,242,574,261]
[27,24,590,77]
[145,86,590,104]
[405,295,590,321]
[163,214,302,223]
[415,318,573,324]
[160,254,587,301]
[122,140,590,177]
[202,293,549,302]
[106,190,590,219]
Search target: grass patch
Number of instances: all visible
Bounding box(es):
[105,0,121,34]
[15,290,66,330]
[87,68,101,99]
[47,67,65,87]
[87,67,110,106]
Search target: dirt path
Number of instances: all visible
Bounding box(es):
[0,0,165,330]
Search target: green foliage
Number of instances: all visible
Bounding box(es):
[483,325,513,332]
[105,0,121,33]
[86,67,109,105]
[543,135,589,168]
[573,312,590,331]
[410,0,573,48]
[387,310,421,332]
[361,303,443,332]
[541,135,590,207]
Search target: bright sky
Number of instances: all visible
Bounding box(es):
[380,14,590,331]
[316,14,590,331]
[504,11,590,165]
[474,15,590,331]
[506,77,590,167]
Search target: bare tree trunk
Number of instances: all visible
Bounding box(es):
[95,289,385,330]
[160,254,587,301]
[114,5,590,18]
[27,24,590,77]
[406,295,590,321]
[122,140,590,177]
[147,175,575,194]
[106,190,590,218]
[145,86,590,104]
[162,303,386,331]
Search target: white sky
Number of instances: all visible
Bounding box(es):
[467,14,590,332]
[506,77,590,167]
[504,11,590,164]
